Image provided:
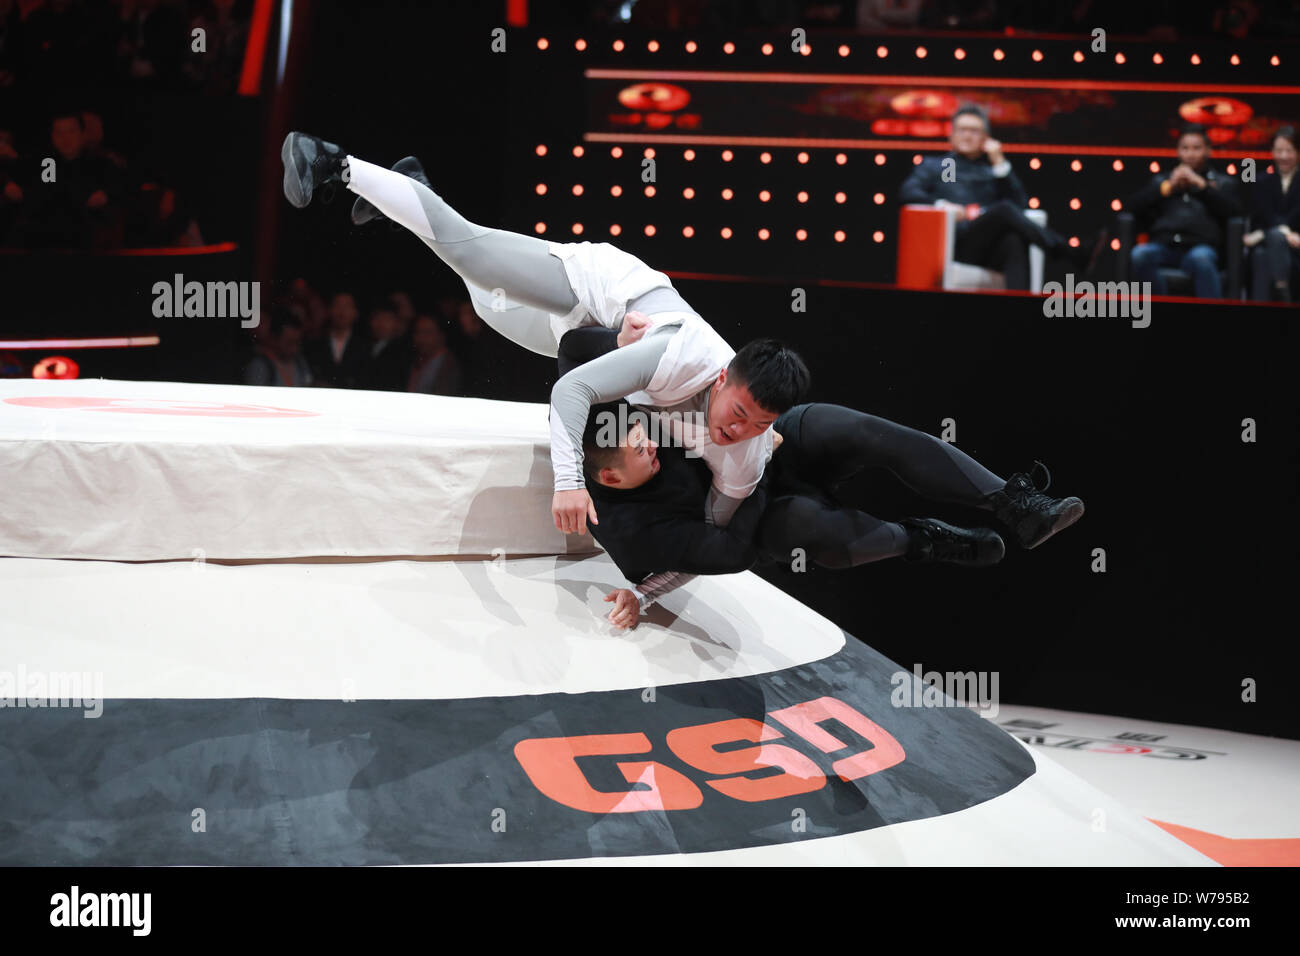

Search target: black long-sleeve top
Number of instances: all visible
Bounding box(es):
[586,443,767,586]
[898,151,1029,208]
[1247,170,1300,232]
[1127,166,1242,248]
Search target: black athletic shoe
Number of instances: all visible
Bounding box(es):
[900,517,1005,567]
[281,131,346,209]
[351,156,431,225]
[986,461,1084,549]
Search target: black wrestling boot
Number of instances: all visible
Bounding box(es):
[900,517,1005,567]
[351,156,431,225]
[281,131,347,208]
[986,461,1085,550]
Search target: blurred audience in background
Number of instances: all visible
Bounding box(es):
[243,305,313,387]
[1244,126,1299,302]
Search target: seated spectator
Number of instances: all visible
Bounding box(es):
[359,305,412,391]
[387,290,416,340]
[307,290,369,388]
[899,104,1081,289]
[407,314,462,396]
[127,182,204,246]
[114,0,186,89]
[184,0,249,95]
[244,307,313,387]
[20,109,125,248]
[1243,126,1299,301]
[1128,122,1243,298]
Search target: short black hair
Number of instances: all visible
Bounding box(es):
[266,303,302,338]
[1179,122,1210,147]
[582,401,644,482]
[1274,125,1298,150]
[952,104,989,132]
[726,340,810,415]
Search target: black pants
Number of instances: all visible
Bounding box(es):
[758,403,1005,569]
[955,199,1061,290]
[1251,229,1299,301]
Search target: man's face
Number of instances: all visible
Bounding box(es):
[329,293,357,328]
[707,369,778,446]
[950,114,987,159]
[599,422,660,489]
[1178,133,1209,170]
[51,117,83,160]
[369,308,397,341]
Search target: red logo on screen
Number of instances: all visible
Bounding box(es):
[617,82,691,112]
[5,396,319,418]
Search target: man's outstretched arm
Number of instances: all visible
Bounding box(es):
[549,327,676,534]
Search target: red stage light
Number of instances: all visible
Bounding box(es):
[1111,199,1122,211]
[683,225,694,237]
[572,145,584,157]
[1028,197,1040,208]
[796,229,808,240]
[535,144,547,156]
[1112,159,1124,171]
[684,149,695,161]
[797,151,809,164]
[685,41,697,53]
[572,184,584,195]
[683,187,695,199]
[645,224,656,236]
[575,39,586,51]
[835,230,847,242]
[33,355,79,379]
[721,188,734,199]
[534,222,546,233]
[759,190,771,202]
[876,45,888,58]
[758,228,770,240]
[1149,161,1160,172]
[994,48,1005,61]
[1270,55,1280,66]
[1069,197,1081,210]
[1068,236,1080,247]
[797,191,809,203]
[613,39,625,51]
[721,226,733,238]
[1152,52,1163,64]
[874,153,886,165]
[644,185,655,197]
[610,185,622,196]
[644,147,655,159]
[610,223,622,235]
[535,183,547,195]
[835,153,847,165]
[1110,237,1121,251]
[1115,52,1126,64]
[800,45,811,56]
[724,42,735,54]
[872,193,883,204]
[1070,159,1082,171]
[721,149,734,162]
[1072,50,1084,62]
[954,48,966,60]
[572,223,583,234]
[760,152,772,164]
[611,146,623,158]
[1029,157,1041,169]
[648,40,659,52]
[912,153,922,165]
[762,43,773,55]
[836,192,847,203]
[537,38,548,50]
[1032,49,1043,62]
[1227,163,1237,175]
[915,46,927,59]
[872,231,884,243]
[1230,54,1240,66]
[1190,53,1201,65]
[838,45,850,57]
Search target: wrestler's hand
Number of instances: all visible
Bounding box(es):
[553,488,598,535]
[617,310,653,348]
[604,589,640,629]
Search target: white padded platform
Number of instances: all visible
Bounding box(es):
[0,379,592,561]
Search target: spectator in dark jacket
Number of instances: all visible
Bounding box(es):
[899,104,1074,289]
[307,291,370,388]
[1128,122,1243,298]
[1243,125,1299,301]
[359,304,412,391]
[244,308,313,387]
[406,314,462,395]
